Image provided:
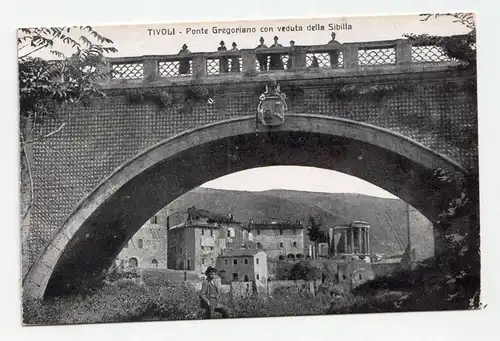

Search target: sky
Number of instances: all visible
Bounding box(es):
[201,166,398,198]
[22,14,471,199]
[26,14,470,59]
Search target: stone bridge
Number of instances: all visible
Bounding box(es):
[22,37,477,299]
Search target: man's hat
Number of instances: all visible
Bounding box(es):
[205,266,217,275]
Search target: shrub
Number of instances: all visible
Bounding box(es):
[289,260,322,281]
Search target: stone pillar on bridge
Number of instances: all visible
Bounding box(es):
[396,40,413,67]
[292,47,307,70]
[192,54,207,79]
[143,57,159,81]
[98,59,111,75]
[241,49,257,74]
[342,44,359,69]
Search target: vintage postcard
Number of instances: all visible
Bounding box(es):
[18,12,479,325]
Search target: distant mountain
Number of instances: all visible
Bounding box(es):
[164,188,429,257]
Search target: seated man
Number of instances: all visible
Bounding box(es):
[199,266,230,319]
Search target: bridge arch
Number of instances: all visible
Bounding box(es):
[23,114,466,299]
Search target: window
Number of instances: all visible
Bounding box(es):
[179,247,182,255]
[256,242,262,249]
[293,242,297,247]
[210,246,214,250]
[278,255,285,261]
[187,259,191,270]
[279,229,283,235]
[233,259,238,265]
[224,259,228,266]
[257,230,260,235]
[279,242,283,248]
[202,258,205,265]
[129,257,138,268]
[232,273,239,281]
[210,230,213,237]
[244,275,249,282]
[201,229,204,236]
[256,258,259,265]
[256,274,260,280]
[150,216,158,224]
[244,258,248,265]
[201,246,204,250]
[138,239,143,249]
[359,274,363,280]
[151,259,158,268]
[227,230,231,237]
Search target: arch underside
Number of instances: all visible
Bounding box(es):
[23,115,466,299]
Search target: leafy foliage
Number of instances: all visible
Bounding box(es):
[19,26,117,222]
[22,280,332,324]
[307,215,328,244]
[289,260,323,281]
[329,83,415,103]
[403,13,476,70]
[18,26,117,133]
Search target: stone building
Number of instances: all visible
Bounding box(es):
[216,249,268,289]
[248,220,305,260]
[167,206,247,275]
[116,218,168,269]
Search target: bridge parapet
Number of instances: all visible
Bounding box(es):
[102,38,461,87]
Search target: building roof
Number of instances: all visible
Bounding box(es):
[250,220,304,230]
[187,206,239,224]
[218,249,265,257]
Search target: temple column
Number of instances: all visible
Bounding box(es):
[343,229,348,254]
[333,232,337,256]
[366,229,370,255]
[357,227,362,255]
[363,228,368,254]
[350,227,354,254]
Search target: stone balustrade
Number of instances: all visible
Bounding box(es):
[101,37,465,85]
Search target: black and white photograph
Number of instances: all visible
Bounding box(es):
[18,11,481,326]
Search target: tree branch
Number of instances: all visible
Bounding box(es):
[20,133,34,222]
[23,122,66,144]
[19,45,46,60]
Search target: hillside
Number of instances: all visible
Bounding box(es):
[162,188,429,256]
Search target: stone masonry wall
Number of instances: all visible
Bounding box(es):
[25,71,477,274]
